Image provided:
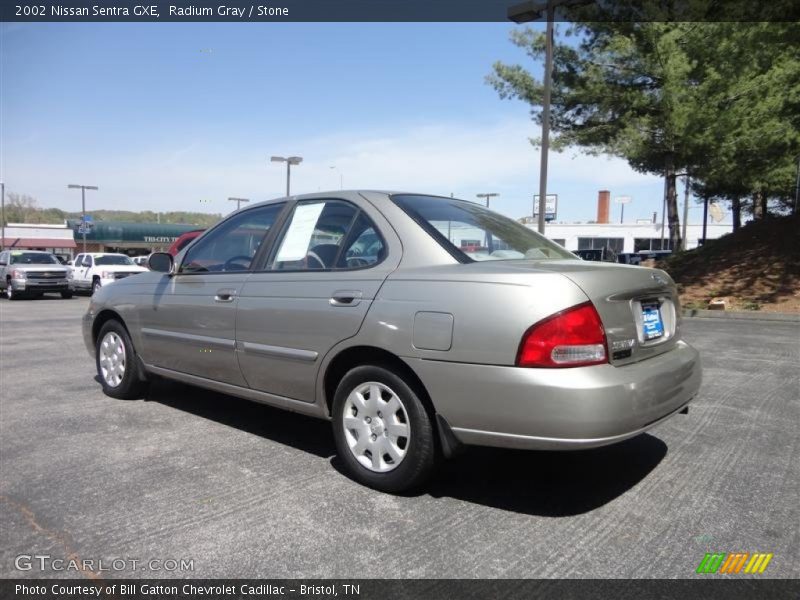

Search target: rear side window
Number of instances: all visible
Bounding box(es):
[391,194,574,262]
[269,200,385,271]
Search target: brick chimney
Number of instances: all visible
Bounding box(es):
[597,190,610,224]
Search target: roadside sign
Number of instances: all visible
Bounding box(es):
[533,194,558,222]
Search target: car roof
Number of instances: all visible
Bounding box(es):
[237,190,455,213]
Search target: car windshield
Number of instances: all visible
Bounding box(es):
[95,255,133,265]
[391,194,575,262]
[9,252,59,265]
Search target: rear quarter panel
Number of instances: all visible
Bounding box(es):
[350,269,590,366]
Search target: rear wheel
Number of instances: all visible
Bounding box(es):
[332,365,436,493]
[95,320,148,399]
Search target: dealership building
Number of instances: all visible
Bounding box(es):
[0,223,77,255]
[521,190,732,253]
[65,220,201,255]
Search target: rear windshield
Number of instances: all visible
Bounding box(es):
[95,255,133,265]
[10,252,59,265]
[391,194,575,262]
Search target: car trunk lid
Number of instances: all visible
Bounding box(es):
[489,260,681,365]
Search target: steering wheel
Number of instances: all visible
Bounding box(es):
[346,256,370,268]
[223,255,252,271]
[305,251,326,270]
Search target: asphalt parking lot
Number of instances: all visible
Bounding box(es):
[1,297,798,579]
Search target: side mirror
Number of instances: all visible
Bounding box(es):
[148,252,174,274]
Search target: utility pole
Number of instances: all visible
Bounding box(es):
[228,197,250,211]
[681,175,690,251]
[509,0,591,234]
[68,184,98,253]
[701,197,709,246]
[794,153,800,215]
[476,192,499,208]
[271,156,303,196]
[660,177,667,250]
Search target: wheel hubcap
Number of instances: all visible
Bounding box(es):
[99,332,126,387]
[342,381,410,473]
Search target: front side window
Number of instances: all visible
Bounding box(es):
[180,203,284,273]
[82,256,93,267]
[392,194,574,262]
[270,200,384,271]
[95,255,133,266]
[10,252,59,265]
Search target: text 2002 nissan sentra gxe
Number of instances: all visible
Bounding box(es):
[83,192,701,492]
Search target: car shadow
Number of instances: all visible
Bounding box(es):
[144,378,335,459]
[423,434,667,516]
[143,379,667,516]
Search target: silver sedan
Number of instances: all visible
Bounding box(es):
[83,191,701,492]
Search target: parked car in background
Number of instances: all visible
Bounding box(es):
[70,253,147,294]
[575,247,618,263]
[618,252,643,266]
[132,255,151,268]
[639,250,673,262]
[82,191,701,492]
[0,250,72,299]
[168,229,204,256]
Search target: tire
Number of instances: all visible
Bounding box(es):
[6,282,21,300]
[61,291,73,299]
[91,279,101,294]
[332,364,436,493]
[95,320,148,400]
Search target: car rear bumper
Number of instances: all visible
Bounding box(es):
[405,340,701,450]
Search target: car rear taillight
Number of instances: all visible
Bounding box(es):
[516,302,608,368]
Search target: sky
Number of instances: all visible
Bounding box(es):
[1,22,714,224]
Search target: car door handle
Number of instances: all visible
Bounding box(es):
[214,288,237,303]
[330,290,363,306]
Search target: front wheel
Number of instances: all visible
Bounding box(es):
[91,279,101,294]
[95,320,148,399]
[332,365,436,493]
[6,283,21,300]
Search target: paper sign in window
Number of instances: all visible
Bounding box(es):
[275,202,326,262]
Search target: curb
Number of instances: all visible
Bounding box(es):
[683,309,800,323]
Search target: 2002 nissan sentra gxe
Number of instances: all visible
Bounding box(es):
[83,191,701,492]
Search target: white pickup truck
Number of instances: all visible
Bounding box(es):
[70,253,147,294]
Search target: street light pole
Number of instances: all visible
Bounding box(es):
[271,156,303,196]
[476,192,499,208]
[228,197,250,211]
[0,181,5,250]
[329,166,343,190]
[68,184,98,254]
[614,195,632,224]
